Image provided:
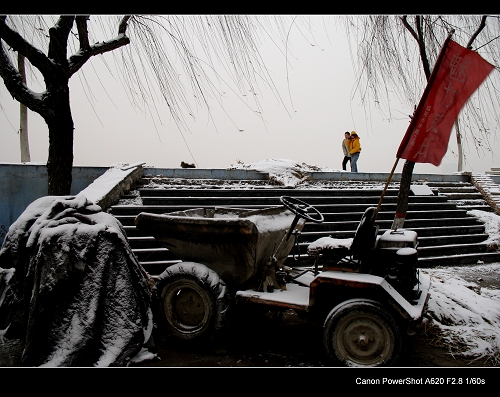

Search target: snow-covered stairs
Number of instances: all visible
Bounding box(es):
[471,173,500,216]
[110,176,500,275]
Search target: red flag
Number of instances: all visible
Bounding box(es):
[397,38,495,166]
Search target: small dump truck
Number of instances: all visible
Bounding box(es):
[135,196,430,367]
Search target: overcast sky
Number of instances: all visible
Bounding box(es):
[1,15,499,174]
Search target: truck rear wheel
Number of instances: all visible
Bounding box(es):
[153,262,231,341]
[323,299,403,367]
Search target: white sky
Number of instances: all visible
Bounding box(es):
[1,15,499,175]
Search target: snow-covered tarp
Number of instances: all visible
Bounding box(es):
[0,194,154,367]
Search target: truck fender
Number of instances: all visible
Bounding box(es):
[309,270,430,322]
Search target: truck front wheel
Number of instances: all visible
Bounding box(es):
[323,299,403,367]
[153,262,230,342]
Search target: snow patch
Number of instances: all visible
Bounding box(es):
[468,209,500,247]
[229,158,338,187]
[423,265,500,360]
[307,236,352,255]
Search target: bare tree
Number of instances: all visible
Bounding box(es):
[0,15,294,195]
[342,15,500,228]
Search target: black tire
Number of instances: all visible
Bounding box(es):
[323,298,403,367]
[153,262,231,341]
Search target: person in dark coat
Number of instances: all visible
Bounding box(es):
[342,131,351,171]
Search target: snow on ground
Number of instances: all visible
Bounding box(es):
[418,207,500,363]
[421,264,500,364]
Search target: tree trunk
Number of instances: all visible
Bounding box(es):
[18,54,30,163]
[391,160,415,230]
[455,119,463,172]
[44,86,74,196]
[390,17,430,231]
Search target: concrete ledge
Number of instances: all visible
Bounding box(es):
[307,171,471,183]
[143,168,268,180]
[80,163,145,211]
[141,168,471,183]
[490,175,500,184]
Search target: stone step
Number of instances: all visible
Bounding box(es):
[126,227,487,252]
[126,226,491,272]
[432,186,478,194]
[417,251,500,267]
[138,187,404,197]
[301,217,481,233]
[282,250,500,269]
[297,225,485,241]
[122,214,482,237]
[133,247,178,262]
[288,233,490,256]
[416,242,493,258]
[439,192,484,200]
[110,201,461,217]
[471,173,500,215]
[139,194,448,205]
[416,233,489,247]
[455,203,493,212]
[115,209,472,228]
[129,243,499,276]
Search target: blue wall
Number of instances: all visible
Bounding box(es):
[0,163,108,245]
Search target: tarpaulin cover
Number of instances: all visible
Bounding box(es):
[0,194,153,367]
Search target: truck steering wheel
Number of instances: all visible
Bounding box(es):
[280,196,324,223]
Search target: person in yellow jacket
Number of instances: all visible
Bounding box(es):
[348,131,361,172]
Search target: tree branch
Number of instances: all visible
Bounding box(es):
[415,16,431,80]
[118,15,131,34]
[68,16,131,77]
[401,16,419,42]
[467,15,487,49]
[47,16,75,73]
[76,16,91,51]
[0,16,55,76]
[0,40,44,115]
[401,15,431,81]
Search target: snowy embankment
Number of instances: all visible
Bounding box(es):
[422,264,500,364]
[419,209,500,364]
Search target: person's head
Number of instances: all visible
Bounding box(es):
[344,132,350,138]
[351,131,358,138]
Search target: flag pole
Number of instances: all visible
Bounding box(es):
[375,157,400,220]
